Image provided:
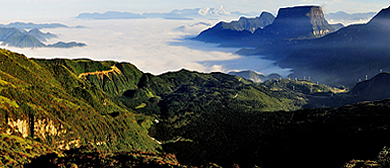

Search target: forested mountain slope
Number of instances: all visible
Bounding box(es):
[0,49,159,166]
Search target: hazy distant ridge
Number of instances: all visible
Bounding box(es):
[77,6,258,20]
[0,24,87,48]
[228,70,281,83]
[0,22,68,30]
[326,11,376,22]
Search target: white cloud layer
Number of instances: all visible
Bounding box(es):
[2,1,387,77]
[4,17,291,76]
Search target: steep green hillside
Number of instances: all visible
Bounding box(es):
[119,69,306,118]
[33,58,143,96]
[1,48,310,167]
[0,49,160,166]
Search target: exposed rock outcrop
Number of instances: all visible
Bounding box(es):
[194,12,275,43]
[78,65,122,80]
[257,6,335,39]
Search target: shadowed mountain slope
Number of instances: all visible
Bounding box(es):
[350,72,390,101]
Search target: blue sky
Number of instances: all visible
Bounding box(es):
[0,0,388,21]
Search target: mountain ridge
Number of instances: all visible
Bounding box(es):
[228,70,281,83]
[26,28,58,42]
[194,11,275,43]
[194,5,335,46]
[325,11,376,23]
[272,5,390,86]
[76,7,257,20]
[0,27,86,48]
[229,6,390,87]
[350,72,390,102]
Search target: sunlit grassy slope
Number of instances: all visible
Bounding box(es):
[0,49,160,166]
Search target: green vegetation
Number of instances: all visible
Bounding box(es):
[119,70,308,118]
[0,133,54,167]
[0,49,161,166]
[0,48,389,168]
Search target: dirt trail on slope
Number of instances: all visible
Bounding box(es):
[78,65,121,79]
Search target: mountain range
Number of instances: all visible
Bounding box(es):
[0,22,87,48]
[195,5,390,87]
[194,6,336,46]
[77,6,257,20]
[0,22,68,31]
[194,12,275,43]
[270,5,390,86]
[3,4,390,168]
[326,11,377,22]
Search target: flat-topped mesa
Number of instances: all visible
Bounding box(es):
[260,6,335,39]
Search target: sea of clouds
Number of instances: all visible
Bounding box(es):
[4,17,291,76]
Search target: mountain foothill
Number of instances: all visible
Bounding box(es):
[1,4,390,168]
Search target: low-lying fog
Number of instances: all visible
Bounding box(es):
[3,17,292,76]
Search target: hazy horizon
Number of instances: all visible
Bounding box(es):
[0,0,387,21]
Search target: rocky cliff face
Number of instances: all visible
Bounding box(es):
[233,12,275,33]
[258,6,335,39]
[318,6,390,47]
[194,12,275,43]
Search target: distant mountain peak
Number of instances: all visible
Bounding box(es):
[194,11,275,43]
[259,11,274,18]
[198,5,230,16]
[262,5,334,39]
[228,70,281,83]
[335,11,348,14]
[26,28,58,42]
